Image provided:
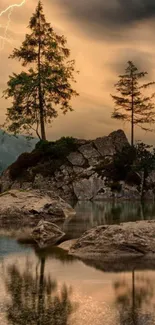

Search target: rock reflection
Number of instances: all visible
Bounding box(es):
[4,257,77,325]
[64,201,155,239]
[114,270,154,324]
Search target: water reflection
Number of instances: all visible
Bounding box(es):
[114,270,155,324]
[1,240,155,325]
[4,255,77,325]
[64,201,155,238]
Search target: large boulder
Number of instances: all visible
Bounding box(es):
[94,136,116,156]
[70,220,155,259]
[93,129,128,157]
[67,151,86,166]
[109,129,129,152]
[31,220,66,248]
[79,143,101,166]
[73,173,106,200]
[0,189,75,227]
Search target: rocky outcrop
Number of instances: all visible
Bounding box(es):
[70,220,155,259]
[32,220,66,248]
[0,189,75,228]
[2,129,153,201]
[0,129,132,201]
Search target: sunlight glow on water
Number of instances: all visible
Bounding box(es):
[0,201,155,324]
[0,236,154,325]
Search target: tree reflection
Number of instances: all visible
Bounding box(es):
[114,270,154,325]
[5,257,76,325]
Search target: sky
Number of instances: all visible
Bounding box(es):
[1,0,155,143]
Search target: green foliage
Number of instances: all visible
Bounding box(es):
[134,142,155,175]
[113,145,136,180]
[111,61,155,145]
[111,142,155,186]
[110,182,122,192]
[9,137,77,180]
[9,151,43,180]
[3,1,79,140]
[125,171,141,186]
[35,137,77,158]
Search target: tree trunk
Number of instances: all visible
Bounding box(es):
[38,9,46,141]
[131,109,134,147]
[37,257,45,325]
[140,170,145,200]
[131,74,134,147]
[38,82,46,141]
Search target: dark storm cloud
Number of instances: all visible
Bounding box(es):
[108,49,155,75]
[56,0,155,36]
[100,48,155,91]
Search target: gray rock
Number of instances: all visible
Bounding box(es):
[73,173,106,200]
[70,220,155,259]
[31,220,65,248]
[79,143,100,160]
[60,165,73,176]
[67,151,86,166]
[120,184,141,200]
[73,166,85,175]
[94,129,128,157]
[109,129,129,152]
[93,186,113,200]
[0,189,75,227]
[94,136,116,157]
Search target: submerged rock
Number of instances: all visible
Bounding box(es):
[70,220,155,259]
[0,189,75,227]
[32,220,66,248]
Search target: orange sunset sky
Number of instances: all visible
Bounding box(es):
[1,0,155,143]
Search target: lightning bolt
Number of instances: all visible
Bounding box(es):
[0,0,26,17]
[0,7,13,51]
[0,0,26,52]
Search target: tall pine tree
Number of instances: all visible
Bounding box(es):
[111,61,155,146]
[3,1,78,140]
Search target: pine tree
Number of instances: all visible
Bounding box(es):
[3,1,78,140]
[111,61,155,146]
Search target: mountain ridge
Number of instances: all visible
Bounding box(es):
[0,130,37,173]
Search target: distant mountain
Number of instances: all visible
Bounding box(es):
[0,130,38,173]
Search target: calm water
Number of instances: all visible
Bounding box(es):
[1,201,155,324]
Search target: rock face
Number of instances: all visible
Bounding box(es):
[2,129,152,201]
[73,173,106,200]
[0,189,75,227]
[70,221,155,259]
[32,220,66,248]
[0,129,132,201]
[67,151,85,166]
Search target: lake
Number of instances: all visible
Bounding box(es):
[0,201,155,324]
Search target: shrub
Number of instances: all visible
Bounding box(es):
[35,137,77,158]
[125,171,141,186]
[111,182,122,192]
[9,137,77,180]
[9,151,43,180]
[113,145,136,180]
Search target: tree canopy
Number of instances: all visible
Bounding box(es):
[111,61,155,146]
[3,1,79,140]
